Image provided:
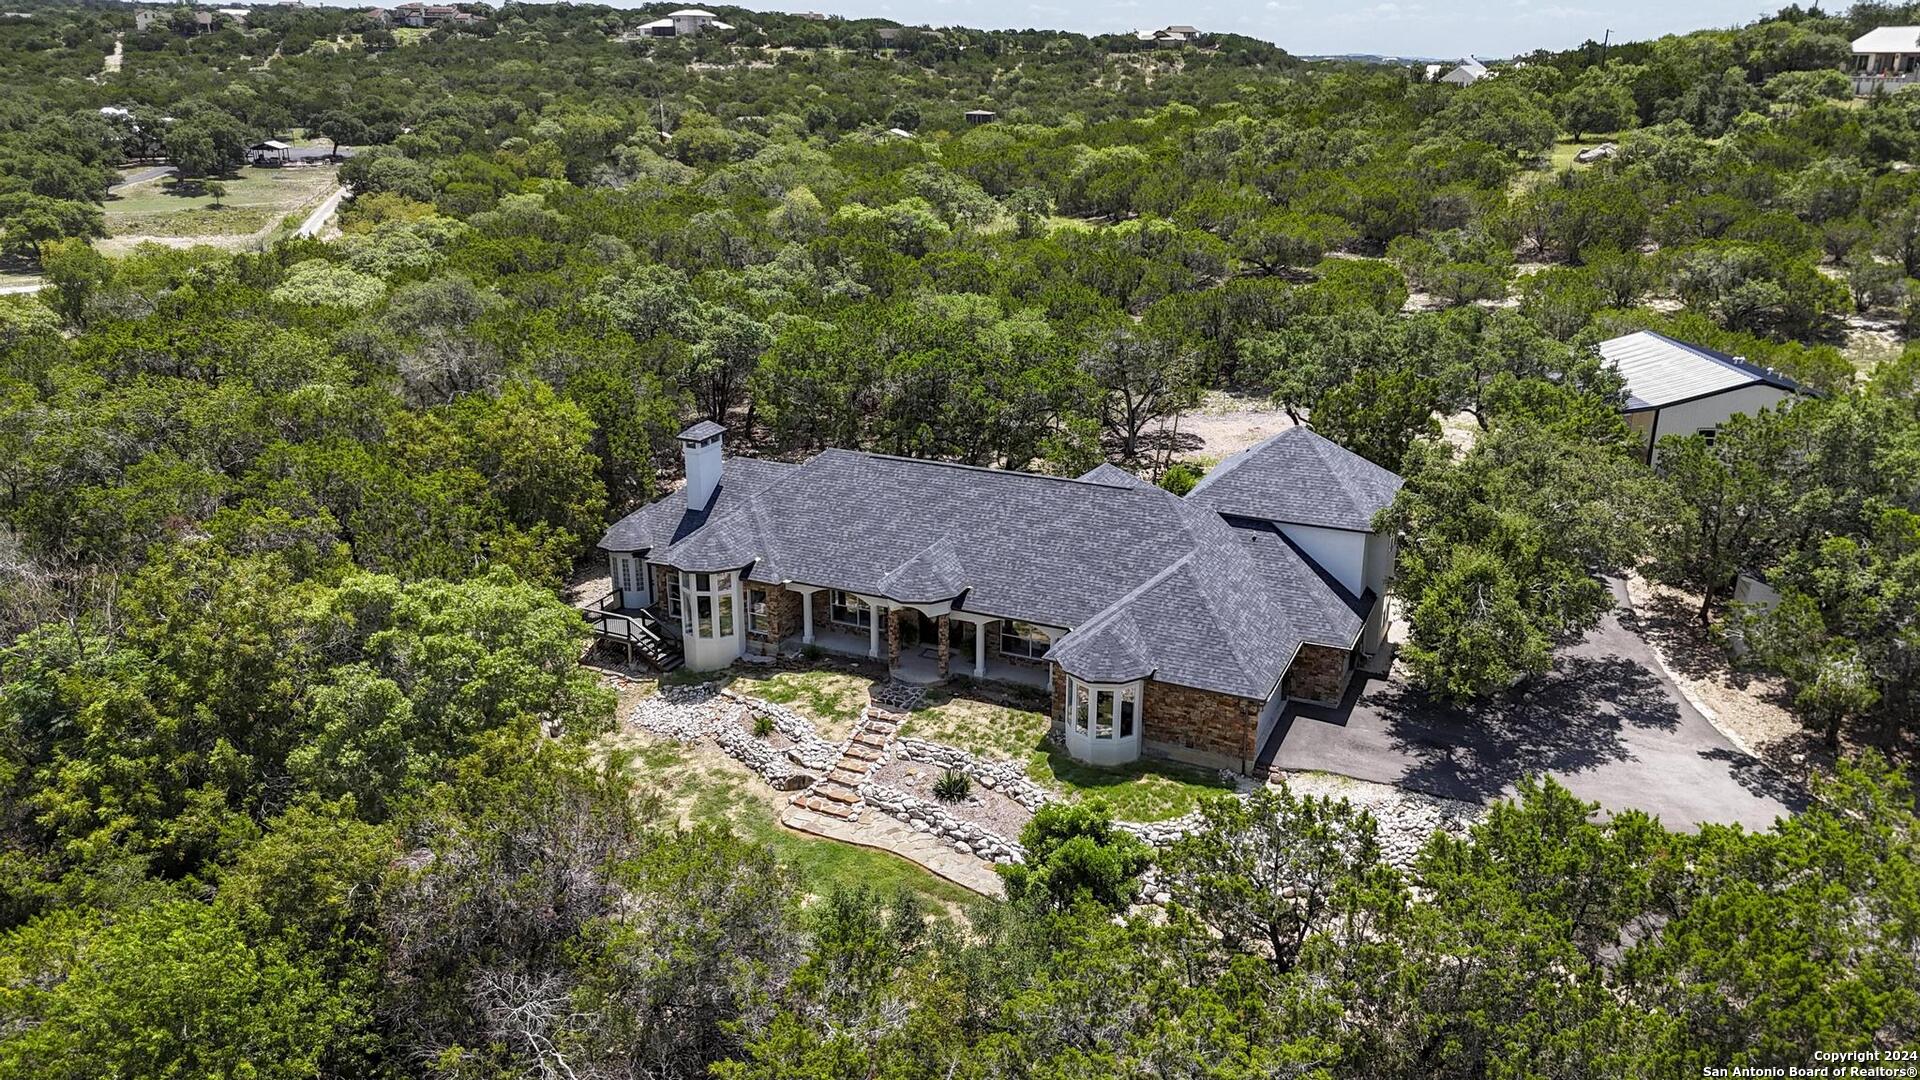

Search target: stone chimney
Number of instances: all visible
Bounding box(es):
[677,421,726,512]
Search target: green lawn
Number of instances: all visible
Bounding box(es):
[1027,746,1237,822]
[900,684,1236,822]
[102,165,338,245]
[618,735,980,910]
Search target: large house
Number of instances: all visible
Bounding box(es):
[595,425,1400,773]
[636,8,732,36]
[1598,331,1805,463]
[1438,57,1488,86]
[1851,26,1920,94]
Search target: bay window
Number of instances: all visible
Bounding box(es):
[1065,677,1143,766]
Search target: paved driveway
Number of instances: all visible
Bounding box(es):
[1262,582,1801,831]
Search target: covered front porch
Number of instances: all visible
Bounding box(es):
[779,586,1055,690]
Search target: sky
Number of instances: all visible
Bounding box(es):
[760,0,1775,59]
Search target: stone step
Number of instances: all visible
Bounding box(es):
[842,742,882,762]
[806,797,857,819]
[828,768,868,787]
[853,734,889,751]
[815,783,860,805]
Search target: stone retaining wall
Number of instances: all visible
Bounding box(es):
[860,782,1025,864]
[891,738,1057,811]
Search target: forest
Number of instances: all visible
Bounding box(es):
[2,1,1920,1076]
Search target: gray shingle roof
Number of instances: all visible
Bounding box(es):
[596,457,797,553]
[599,445,1392,700]
[1184,427,1403,532]
[1597,331,1803,411]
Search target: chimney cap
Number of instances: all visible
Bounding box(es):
[677,420,728,444]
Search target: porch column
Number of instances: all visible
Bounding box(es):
[868,606,881,658]
[973,621,987,678]
[936,615,949,679]
[886,608,901,668]
[801,596,815,643]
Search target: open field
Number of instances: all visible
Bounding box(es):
[99,164,339,255]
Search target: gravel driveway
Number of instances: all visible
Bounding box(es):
[1260,582,1803,832]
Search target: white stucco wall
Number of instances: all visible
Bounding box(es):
[1643,385,1793,462]
[1275,523,1367,597]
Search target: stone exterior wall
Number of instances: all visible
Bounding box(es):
[649,564,676,620]
[1142,679,1261,766]
[748,585,801,645]
[808,588,830,637]
[1282,643,1349,705]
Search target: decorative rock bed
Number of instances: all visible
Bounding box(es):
[891,738,1057,811]
[623,682,843,790]
[860,782,1025,864]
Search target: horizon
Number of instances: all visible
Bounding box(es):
[226,0,1789,61]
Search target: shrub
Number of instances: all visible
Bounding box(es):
[932,769,971,803]
[752,713,774,738]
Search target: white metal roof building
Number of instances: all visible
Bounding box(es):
[1597,331,1805,461]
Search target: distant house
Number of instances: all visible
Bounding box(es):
[1438,57,1488,85]
[362,7,391,25]
[593,425,1400,774]
[1852,26,1920,94]
[964,109,996,125]
[1134,24,1199,46]
[1597,331,1806,463]
[637,8,733,36]
[873,26,902,44]
[796,10,830,19]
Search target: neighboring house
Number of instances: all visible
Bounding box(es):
[362,7,392,25]
[964,109,997,124]
[594,425,1401,774]
[1438,57,1488,85]
[1135,24,1199,45]
[1598,331,1805,463]
[637,8,733,36]
[1852,26,1920,94]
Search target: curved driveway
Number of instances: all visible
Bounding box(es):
[1261,582,1801,832]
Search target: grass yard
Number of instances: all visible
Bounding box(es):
[101,165,338,253]
[612,731,980,911]
[901,683,1237,822]
[1027,746,1238,822]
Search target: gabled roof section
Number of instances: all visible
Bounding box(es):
[1597,330,1804,411]
[1077,462,1144,488]
[1184,427,1402,532]
[1854,26,1920,52]
[596,457,797,554]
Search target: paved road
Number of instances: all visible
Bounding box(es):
[110,165,174,192]
[0,283,44,295]
[1263,581,1801,831]
[294,185,349,238]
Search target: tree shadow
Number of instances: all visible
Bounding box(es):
[1622,583,1751,686]
[1357,654,1683,804]
[1696,745,1808,812]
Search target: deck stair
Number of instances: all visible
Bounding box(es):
[582,592,684,672]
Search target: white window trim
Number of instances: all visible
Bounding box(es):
[999,620,1052,659]
[829,589,872,629]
